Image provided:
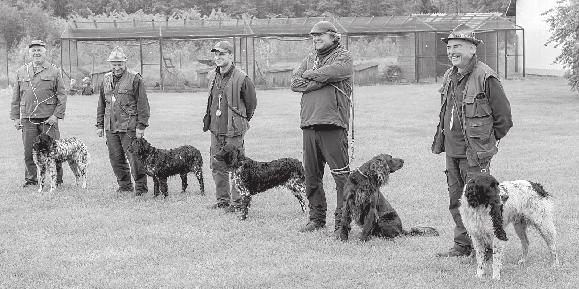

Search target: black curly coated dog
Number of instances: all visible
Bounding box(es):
[128,137,205,197]
[213,143,307,220]
[32,133,89,193]
[338,154,438,241]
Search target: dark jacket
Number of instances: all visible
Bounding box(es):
[203,66,257,137]
[432,58,513,166]
[96,70,150,132]
[11,62,66,120]
[290,44,353,130]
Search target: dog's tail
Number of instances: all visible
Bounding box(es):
[404,226,439,237]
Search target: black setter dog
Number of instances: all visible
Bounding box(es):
[213,143,307,220]
[128,138,205,197]
[32,133,89,193]
[338,154,438,241]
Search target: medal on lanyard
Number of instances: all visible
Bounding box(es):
[216,94,222,117]
[112,95,116,102]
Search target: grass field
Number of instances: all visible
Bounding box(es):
[1,77,577,288]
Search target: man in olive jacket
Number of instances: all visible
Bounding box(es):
[432,24,513,258]
[291,21,353,233]
[11,40,67,188]
[96,47,150,196]
[203,41,257,211]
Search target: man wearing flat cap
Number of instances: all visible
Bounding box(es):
[203,40,257,211]
[290,20,353,233]
[96,46,150,196]
[10,40,66,188]
[432,24,513,257]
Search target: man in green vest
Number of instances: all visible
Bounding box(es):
[96,47,150,196]
[11,39,66,188]
[432,24,513,257]
[203,41,257,211]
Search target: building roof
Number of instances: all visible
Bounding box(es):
[61,14,522,41]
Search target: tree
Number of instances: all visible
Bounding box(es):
[545,0,579,92]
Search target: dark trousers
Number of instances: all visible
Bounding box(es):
[209,133,244,205]
[106,130,148,193]
[302,128,349,225]
[445,156,490,250]
[22,118,62,183]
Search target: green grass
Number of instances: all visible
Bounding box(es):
[1,77,577,288]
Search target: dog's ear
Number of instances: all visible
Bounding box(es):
[490,203,508,241]
[464,179,482,208]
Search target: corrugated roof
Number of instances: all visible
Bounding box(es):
[61,14,521,41]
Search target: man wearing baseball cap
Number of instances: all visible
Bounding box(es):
[290,20,353,233]
[10,39,67,188]
[432,24,513,257]
[204,40,257,211]
[96,46,150,196]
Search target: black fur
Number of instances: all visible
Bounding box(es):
[530,181,550,198]
[213,143,306,220]
[128,138,205,197]
[339,154,439,241]
[464,174,508,241]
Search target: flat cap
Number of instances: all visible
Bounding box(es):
[310,21,338,34]
[211,41,234,54]
[29,40,46,48]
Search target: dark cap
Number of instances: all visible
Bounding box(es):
[211,41,234,54]
[29,40,46,48]
[441,24,483,46]
[310,21,338,34]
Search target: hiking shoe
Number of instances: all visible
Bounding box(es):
[209,202,230,209]
[22,181,38,188]
[436,246,472,258]
[299,221,325,233]
[116,187,134,193]
[224,204,242,213]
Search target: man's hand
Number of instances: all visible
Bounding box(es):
[13,119,22,130]
[45,115,58,126]
[136,128,145,138]
[96,128,104,137]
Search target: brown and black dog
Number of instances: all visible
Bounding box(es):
[338,154,438,241]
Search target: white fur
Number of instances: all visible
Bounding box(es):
[459,180,559,280]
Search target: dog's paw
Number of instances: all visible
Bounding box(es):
[517,258,527,265]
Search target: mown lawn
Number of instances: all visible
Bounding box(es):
[0,77,577,288]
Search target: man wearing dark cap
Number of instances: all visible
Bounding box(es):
[290,21,353,233]
[11,40,66,188]
[432,24,513,257]
[96,46,150,196]
[203,40,257,211]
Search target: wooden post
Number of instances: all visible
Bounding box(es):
[159,27,164,91]
[139,38,143,75]
[6,44,9,87]
[504,31,508,79]
[522,28,526,77]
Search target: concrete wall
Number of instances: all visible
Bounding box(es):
[517,0,566,76]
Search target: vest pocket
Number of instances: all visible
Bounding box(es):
[466,117,493,140]
[464,94,492,117]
